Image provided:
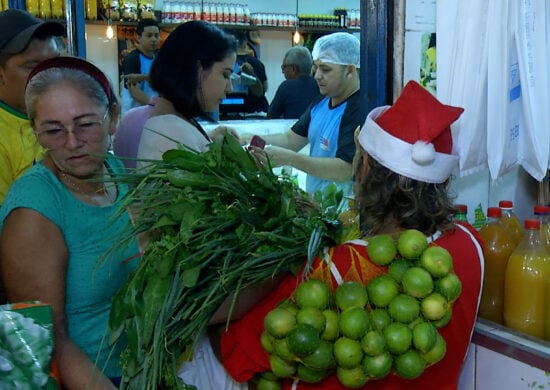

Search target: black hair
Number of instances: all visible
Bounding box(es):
[149,21,237,120]
[137,18,159,36]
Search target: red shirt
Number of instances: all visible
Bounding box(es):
[221,223,484,389]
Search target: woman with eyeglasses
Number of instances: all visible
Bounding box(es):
[0,56,140,389]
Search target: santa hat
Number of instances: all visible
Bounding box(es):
[357,81,464,183]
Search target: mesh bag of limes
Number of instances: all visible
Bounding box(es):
[257,229,462,389]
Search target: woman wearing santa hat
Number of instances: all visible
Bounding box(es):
[219,80,484,390]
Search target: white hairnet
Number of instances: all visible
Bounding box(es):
[311,32,360,68]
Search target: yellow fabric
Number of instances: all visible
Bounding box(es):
[0,102,44,204]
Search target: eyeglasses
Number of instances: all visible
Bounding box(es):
[34,108,110,147]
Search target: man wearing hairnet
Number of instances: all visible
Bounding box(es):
[247,32,364,196]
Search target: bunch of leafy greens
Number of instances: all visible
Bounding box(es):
[108,133,342,389]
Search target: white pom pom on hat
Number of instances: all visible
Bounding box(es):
[357,81,464,183]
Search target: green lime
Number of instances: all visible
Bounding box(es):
[394,349,426,379]
[419,246,453,277]
[321,309,340,341]
[412,321,437,352]
[269,354,296,378]
[397,229,428,259]
[287,323,321,357]
[296,306,326,333]
[366,275,399,308]
[272,337,297,361]
[383,322,412,355]
[360,330,386,356]
[296,364,328,383]
[339,306,370,340]
[333,337,364,368]
[431,308,452,328]
[264,307,296,338]
[362,351,393,379]
[388,258,415,283]
[336,366,369,388]
[370,308,392,331]
[367,234,397,265]
[256,376,282,390]
[335,281,369,310]
[277,299,299,315]
[435,273,462,302]
[295,279,331,310]
[261,330,275,353]
[402,266,434,298]
[388,294,421,323]
[301,340,336,370]
[421,332,447,364]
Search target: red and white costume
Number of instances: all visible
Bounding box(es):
[221,222,484,390]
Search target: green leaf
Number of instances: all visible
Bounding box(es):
[181,266,201,288]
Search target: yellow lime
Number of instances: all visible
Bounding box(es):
[394,349,426,379]
[301,340,336,370]
[383,322,412,355]
[333,337,364,368]
[419,246,453,277]
[402,266,434,298]
[269,354,296,378]
[412,321,437,352]
[361,351,393,379]
[336,366,369,388]
[321,309,340,341]
[335,281,369,311]
[339,306,370,340]
[295,279,331,310]
[360,330,386,356]
[264,307,296,338]
[287,323,321,357]
[388,294,421,323]
[296,306,326,333]
[435,273,462,302]
[397,229,428,259]
[366,275,399,308]
[421,292,449,321]
[370,308,392,331]
[367,234,397,265]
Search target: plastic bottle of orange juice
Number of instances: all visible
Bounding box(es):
[534,205,550,250]
[454,204,469,223]
[499,200,524,246]
[478,207,515,324]
[503,218,550,340]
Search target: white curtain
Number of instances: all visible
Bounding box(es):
[515,0,550,180]
[437,0,489,177]
[437,0,550,181]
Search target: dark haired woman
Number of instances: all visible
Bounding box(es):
[136,21,239,168]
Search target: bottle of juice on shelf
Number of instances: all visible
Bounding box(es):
[454,204,469,223]
[50,0,64,19]
[39,0,52,19]
[534,204,550,250]
[478,207,515,324]
[503,218,550,340]
[26,0,40,16]
[499,200,524,246]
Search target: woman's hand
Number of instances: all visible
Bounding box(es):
[208,125,240,143]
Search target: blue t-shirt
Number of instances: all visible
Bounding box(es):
[0,155,140,378]
[292,91,364,194]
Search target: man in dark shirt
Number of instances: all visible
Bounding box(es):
[268,46,320,119]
